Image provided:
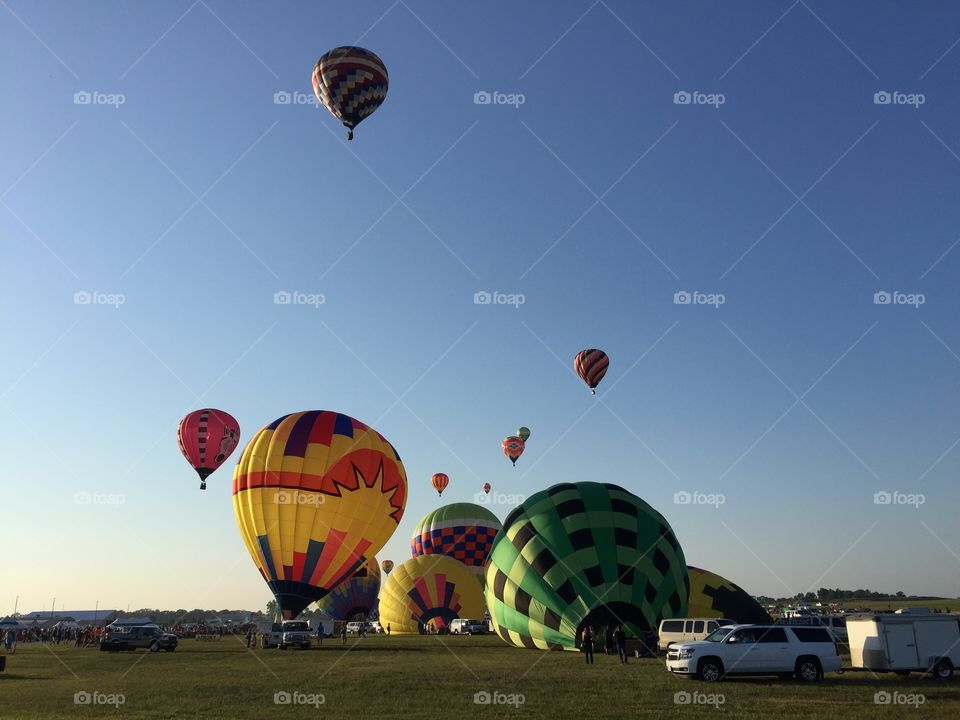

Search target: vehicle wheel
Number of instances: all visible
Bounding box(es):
[795,657,822,682]
[149,642,160,653]
[932,659,954,680]
[697,658,723,682]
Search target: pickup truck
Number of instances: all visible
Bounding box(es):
[280,620,312,650]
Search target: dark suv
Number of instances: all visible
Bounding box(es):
[100,625,178,652]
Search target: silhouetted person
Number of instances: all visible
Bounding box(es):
[581,626,594,664]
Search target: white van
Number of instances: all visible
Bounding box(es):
[449,619,488,635]
[658,618,735,651]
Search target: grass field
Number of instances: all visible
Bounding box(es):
[834,598,960,613]
[1,634,959,719]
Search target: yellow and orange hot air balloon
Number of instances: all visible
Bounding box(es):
[233,411,407,619]
[502,436,525,466]
[431,472,449,496]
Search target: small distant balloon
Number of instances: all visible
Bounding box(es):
[432,473,450,496]
[177,409,240,490]
[502,436,525,466]
[482,483,491,495]
[574,349,609,395]
[517,426,530,443]
[382,560,395,575]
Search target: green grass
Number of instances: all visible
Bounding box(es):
[1,635,959,719]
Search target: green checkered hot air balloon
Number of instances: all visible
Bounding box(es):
[485,482,689,651]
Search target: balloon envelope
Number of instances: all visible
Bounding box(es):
[431,473,449,496]
[482,483,491,495]
[410,503,502,580]
[381,559,394,575]
[502,436,525,466]
[574,349,609,394]
[233,410,407,619]
[517,426,531,442]
[485,482,688,651]
[379,555,485,634]
[177,408,240,489]
[686,566,771,624]
[312,46,388,139]
[314,558,381,621]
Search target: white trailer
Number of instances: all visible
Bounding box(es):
[846,610,960,679]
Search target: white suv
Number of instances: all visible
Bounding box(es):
[666,624,841,682]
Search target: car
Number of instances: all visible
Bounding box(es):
[775,615,848,642]
[279,620,311,649]
[666,624,841,682]
[449,619,488,635]
[657,618,735,651]
[100,625,178,653]
[345,621,373,635]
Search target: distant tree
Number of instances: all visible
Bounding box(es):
[266,600,278,620]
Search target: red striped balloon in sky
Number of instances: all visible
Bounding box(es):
[177,409,240,490]
[574,349,609,395]
[312,46,388,140]
[431,473,449,496]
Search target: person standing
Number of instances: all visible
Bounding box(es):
[386,623,391,636]
[340,624,347,645]
[581,626,594,665]
[316,624,323,647]
[614,625,627,664]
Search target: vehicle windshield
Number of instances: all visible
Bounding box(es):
[703,627,734,642]
[283,622,309,631]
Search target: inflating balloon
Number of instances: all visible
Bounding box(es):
[686,566,771,624]
[314,558,381,621]
[574,349,609,395]
[233,410,407,619]
[431,473,449,496]
[502,436,525,466]
[312,46,388,140]
[517,426,531,443]
[486,482,688,651]
[379,555,485,634]
[177,409,240,490]
[410,503,502,580]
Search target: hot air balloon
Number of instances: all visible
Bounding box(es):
[517,426,531,443]
[485,482,688,651]
[482,483,491,495]
[177,409,240,490]
[312,46,388,140]
[410,503,502,581]
[685,566,771,624]
[502,436,525,466]
[379,555,485,634]
[574,349,609,395]
[381,559,394,575]
[233,410,407,620]
[431,473,449,496]
[314,558,381,621]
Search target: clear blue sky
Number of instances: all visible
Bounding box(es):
[3,0,960,615]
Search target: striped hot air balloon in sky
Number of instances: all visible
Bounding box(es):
[431,473,449,496]
[177,408,240,490]
[574,349,609,394]
[312,46,388,140]
[502,436,525,466]
[233,410,407,619]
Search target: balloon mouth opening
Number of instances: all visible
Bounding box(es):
[196,467,215,480]
[417,608,459,633]
[574,601,659,651]
[270,581,330,620]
